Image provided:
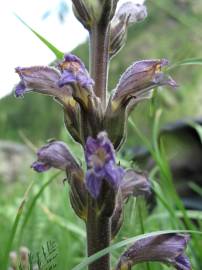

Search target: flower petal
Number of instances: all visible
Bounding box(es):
[85,132,124,198]
[58,53,94,90]
[15,66,70,101]
[86,170,103,198]
[31,161,51,173]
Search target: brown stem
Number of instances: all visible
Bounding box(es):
[86,196,111,270]
[90,24,110,108]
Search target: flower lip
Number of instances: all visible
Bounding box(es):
[58,53,94,89]
[85,132,124,198]
[85,132,116,169]
[31,161,51,173]
[15,80,26,97]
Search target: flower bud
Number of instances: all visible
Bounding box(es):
[116,1,147,25]
[109,14,130,58]
[116,233,191,270]
[19,246,30,268]
[71,0,104,30]
[32,140,80,173]
[109,2,147,57]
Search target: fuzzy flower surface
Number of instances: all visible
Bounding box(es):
[116,233,191,270]
[85,132,124,198]
[58,54,94,89]
[32,140,79,173]
[14,53,94,100]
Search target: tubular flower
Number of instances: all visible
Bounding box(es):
[32,140,80,173]
[115,233,191,270]
[120,169,151,201]
[104,59,177,149]
[15,54,94,102]
[14,54,103,145]
[113,59,177,104]
[15,66,70,101]
[58,54,94,90]
[85,132,124,198]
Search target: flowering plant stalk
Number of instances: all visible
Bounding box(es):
[15,1,191,269]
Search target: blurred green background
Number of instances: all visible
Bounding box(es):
[0,0,202,269]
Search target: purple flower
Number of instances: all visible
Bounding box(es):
[113,59,177,103]
[85,132,124,198]
[58,53,94,89]
[15,66,70,102]
[116,2,147,25]
[14,54,94,104]
[104,59,177,150]
[32,140,80,173]
[115,233,191,270]
[120,169,151,201]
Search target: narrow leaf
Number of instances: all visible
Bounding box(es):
[15,14,64,60]
[168,58,202,70]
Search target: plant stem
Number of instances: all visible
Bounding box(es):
[89,24,110,108]
[86,196,111,270]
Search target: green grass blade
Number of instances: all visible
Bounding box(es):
[72,230,202,270]
[168,58,202,70]
[41,204,86,238]
[3,181,34,270]
[189,182,202,197]
[187,121,202,144]
[14,14,64,60]
[17,172,61,248]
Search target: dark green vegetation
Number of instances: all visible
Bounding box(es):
[0,0,202,269]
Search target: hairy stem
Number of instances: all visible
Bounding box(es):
[90,24,110,108]
[87,196,111,270]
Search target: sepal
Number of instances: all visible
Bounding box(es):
[67,169,88,221]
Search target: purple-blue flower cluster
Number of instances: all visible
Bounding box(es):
[85,132,124,198]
